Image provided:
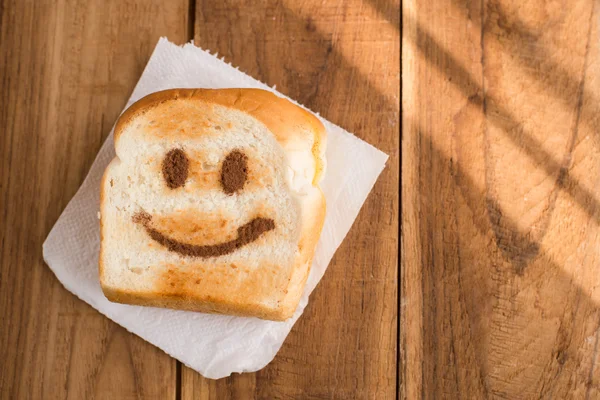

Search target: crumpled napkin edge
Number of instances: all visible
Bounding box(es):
[42,37,391,379]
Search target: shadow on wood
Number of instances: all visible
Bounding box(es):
[187,0,399,399]
[406,9,600,272]
[411,120,600,397]
[402,0,600,398]
[362,0,401,31]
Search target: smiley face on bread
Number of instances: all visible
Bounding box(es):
[132,147,276,258]
[99,89,326,321]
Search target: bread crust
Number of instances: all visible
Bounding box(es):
[114,88,326,184]
[100,89,326,321]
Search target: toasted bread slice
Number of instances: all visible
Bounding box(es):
[99,88,326,321]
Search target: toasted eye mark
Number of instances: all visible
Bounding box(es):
[220,150,248,194]
[162,149,189,189]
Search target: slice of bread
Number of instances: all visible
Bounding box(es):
[99,88,326,321]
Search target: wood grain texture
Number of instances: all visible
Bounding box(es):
[402,0,600,398]
[1,0,398,398]
[0,0,188,398]
[183,0,399,398]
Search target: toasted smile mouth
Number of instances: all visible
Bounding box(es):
[132,211,275,258]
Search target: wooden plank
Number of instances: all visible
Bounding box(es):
[402,0,600,398]
[183,0,399,398]
[0,0,189,398]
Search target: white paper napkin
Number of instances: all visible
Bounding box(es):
[42,38,388,379]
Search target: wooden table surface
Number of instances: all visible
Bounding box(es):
[0,0,399,399]
[403,0,600,398]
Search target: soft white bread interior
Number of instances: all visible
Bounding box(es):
[99,88,326,321]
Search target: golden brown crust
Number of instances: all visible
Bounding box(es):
[98,159,117,283]
[277,188,327,318]
[101,285,291,321]
[114,88,326,183]
[300,188,327,266]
